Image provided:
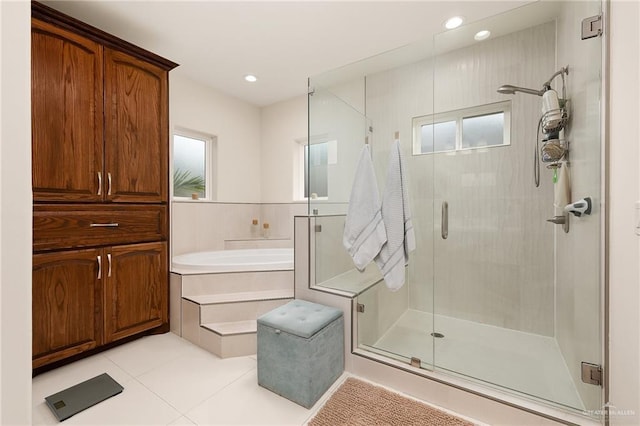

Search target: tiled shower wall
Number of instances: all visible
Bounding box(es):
[171,202,307,257]
[366,22,556,336]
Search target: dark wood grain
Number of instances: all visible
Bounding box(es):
[103,242,168,343]
[31,19,104,202]
[33,204,167,251]
[32,249,103,368]
[32,6,172,369]
[104,49,168,203]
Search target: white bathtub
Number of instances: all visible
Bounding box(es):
[172,248,294,273]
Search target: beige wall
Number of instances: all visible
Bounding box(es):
[170,73,262,203]
[0,1,32,423]
[260,96,307,203]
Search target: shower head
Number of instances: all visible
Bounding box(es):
[496,84,545,96]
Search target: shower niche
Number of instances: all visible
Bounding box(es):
[308,0,603,421]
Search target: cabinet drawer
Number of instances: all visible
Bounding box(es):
[34,205,167,251]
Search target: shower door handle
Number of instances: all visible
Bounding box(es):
[441,201,448,239]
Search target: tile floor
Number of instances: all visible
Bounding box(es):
[32,332,344,425]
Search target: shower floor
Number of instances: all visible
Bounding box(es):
[368,309,584,410]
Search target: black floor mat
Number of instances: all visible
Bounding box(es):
[44,373,124,422]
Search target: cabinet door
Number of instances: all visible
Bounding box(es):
[104,49,168,203]
[32,249,103,368]
[104,242,167,343]
[31,19,104,202]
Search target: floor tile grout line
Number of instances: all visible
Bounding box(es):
[131,371,189,421]
[130,355,257,421]
[182,365,260,421]
[100,336,220,421]
[102,340,195,379]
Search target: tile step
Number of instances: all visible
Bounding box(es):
[184,289,293,305]
[202,320,257,336]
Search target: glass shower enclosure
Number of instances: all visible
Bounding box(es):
[308,0,603,418]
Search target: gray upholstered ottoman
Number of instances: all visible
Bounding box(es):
[257,299,344,409]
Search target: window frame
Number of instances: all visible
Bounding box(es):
[172,127,217,201]
[412,100,511,156]
[295,136,335,201]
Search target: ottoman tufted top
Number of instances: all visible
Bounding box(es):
[258,300,343,339]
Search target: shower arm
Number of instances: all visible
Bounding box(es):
[542,66,569,99]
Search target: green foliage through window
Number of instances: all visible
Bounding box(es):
[173,168,205,198]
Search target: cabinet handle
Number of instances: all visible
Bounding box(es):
[107,253,112,277]
[441,201,449,240]
[107,172,112,196]
[97,172,102,196]
[90,223,119,228]
[97,255,102,279]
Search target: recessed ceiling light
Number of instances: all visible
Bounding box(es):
[474,30,491,41]
[244,74,257,83]
[444,16,464,30]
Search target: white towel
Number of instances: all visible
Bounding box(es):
[375,140,416,291]
[343,145,387,271]
[554,162,571,216]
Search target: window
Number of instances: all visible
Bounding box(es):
[173,129,216,200]
[412,101,511,155]
[295,138,337,200]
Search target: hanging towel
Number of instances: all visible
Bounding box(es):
[554,162,571,216]
[375,140,416,291]
[343,144,388,271]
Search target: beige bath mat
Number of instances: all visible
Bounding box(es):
[308,377,474,426]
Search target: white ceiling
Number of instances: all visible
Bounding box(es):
[43,1,531,107]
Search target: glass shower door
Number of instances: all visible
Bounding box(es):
[431,1,603,413]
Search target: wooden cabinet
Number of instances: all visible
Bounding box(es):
[33,204,167,251]
[33,249,103,369]
[32,243,168,368]
[104,242,168,343]
[31,19,103,202]
[31,21,169,203]
[31,2,177,371]
[105,49,168,203]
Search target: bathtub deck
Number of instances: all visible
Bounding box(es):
[184,289,294,305]
[203,320,257,336]
[175,268,294,358]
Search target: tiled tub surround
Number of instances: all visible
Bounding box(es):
[171,202,305,357]
[172,269,294,358]
[171,201,307,256]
